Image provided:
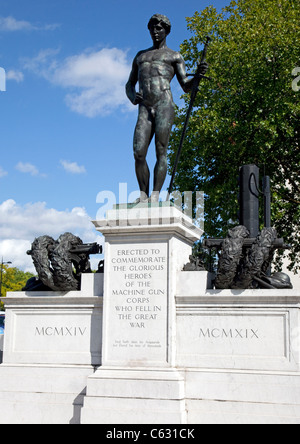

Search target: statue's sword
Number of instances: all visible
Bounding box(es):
[167,36,211,199]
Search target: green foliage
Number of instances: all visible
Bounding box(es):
[168,0,300,271]
[0,265,35,310]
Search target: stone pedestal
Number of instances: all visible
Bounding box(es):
[175,285,300,424]
[176,290,300,372]
[0,274,103,424]
[1,202,300,424]
[80,202,202,424]
[81,368,187,424]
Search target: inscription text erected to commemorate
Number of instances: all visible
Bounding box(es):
[105,242,168,365]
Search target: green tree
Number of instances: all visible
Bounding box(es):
[168,0,300,272]
[0,265,34,310]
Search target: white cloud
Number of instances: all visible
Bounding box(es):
[0,16,33,31]
[15,162,45,177]
[6,70,24,83]
[0,200,103,273]
[60,160,86,174]
[0,239,33,272]
[23,47,133,117]
[0,166,8,178]
[0,16,59,32]
[23,48,60,77]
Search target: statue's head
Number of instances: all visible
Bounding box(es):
[148,14,171,36]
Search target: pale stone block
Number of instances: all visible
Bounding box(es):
[176,291,300,372]
[93,201,203,243]
[81,397,186,424]
[80,273,103,296]
[94,204,201,369]
[81,367,186,424]
[177,271,214,294]
[0,364,93,424]
[2,274,103,366]
[183,369,300,405]
[186,399,300,424]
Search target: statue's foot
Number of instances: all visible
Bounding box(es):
[148,191,159,203]
[132,193,149,205]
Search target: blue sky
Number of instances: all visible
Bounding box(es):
[0,0,229,271]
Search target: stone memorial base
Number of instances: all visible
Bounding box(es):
[176,289,300,424]
[81,367,187,424]
[80,202,202,424]
[0,202,300,424]
[0,364,93,424]
[0,274,103,424]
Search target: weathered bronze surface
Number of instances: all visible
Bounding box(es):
[203,165,292,290]
[126,14,208,202]
[24,233,101,291]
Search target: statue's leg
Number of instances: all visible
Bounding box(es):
[152,101,175,196]
[133,105,154,199]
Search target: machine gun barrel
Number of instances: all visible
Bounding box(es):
[69,243,102,256]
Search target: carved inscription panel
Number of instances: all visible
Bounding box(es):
[176,310,290,371]
[105,242,168,365]
[6,309,103,366]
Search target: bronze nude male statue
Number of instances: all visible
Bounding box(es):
[126,14,208,202]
